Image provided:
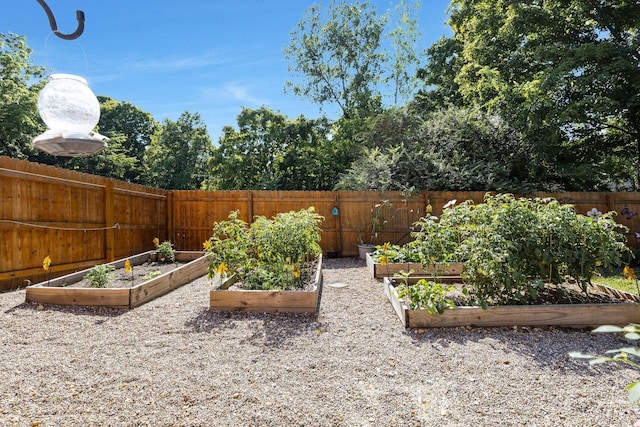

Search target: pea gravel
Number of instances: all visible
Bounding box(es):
[1,258,639,426]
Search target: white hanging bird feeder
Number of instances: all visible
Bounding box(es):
[33,73,108,156]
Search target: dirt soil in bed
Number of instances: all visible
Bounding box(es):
[1,257,639,426]
[70,261,187,289]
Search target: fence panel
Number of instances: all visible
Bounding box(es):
[0,157,168,290]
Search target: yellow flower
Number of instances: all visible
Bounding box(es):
[203,240,212,251]
[382,242,391,251]
[624,265,637,282]
[124,259,132,274]
[42,255,51,271]
[153,237,160,247]
[293,264,300,278]
[216,262,228,275]
[379,255,389,266]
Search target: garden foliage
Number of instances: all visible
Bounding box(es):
[84,264,115,288]
[204,208,323,290]
[409,194,628,307]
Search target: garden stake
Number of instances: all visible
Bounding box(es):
[124,259,133,287]
[43,255,52,287]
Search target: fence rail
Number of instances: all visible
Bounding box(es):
[1,156,639,290]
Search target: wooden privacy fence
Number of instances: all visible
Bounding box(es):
[2,156,640,290]
[0,157,168,290]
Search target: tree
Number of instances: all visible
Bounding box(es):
[386,0,424,105]
[336,107,534,192]
[53,137,139,181]
[204,107,345,190]
[205,107,286,190]
[145,112,213,190]
[97,96,157,182]
[419,0,640,190]
[284,0,423,119]
[0,33,45,159]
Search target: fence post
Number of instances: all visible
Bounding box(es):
[104,180,115,262]
[335,192,342,255]
[166,191,174,248]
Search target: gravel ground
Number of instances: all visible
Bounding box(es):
[1,257,639,426]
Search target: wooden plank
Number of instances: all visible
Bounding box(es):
[384,278,640,328]
[210,256,322,313]
[129,253,210,307]
[210,290,319,313]
[0,259,105,282]
[406,303,640,328]
[383,278,408,327]
[366,253,463,279]
[0,166,104,189]
[25,286,130,308]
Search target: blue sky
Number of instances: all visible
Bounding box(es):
[2,0,452,140]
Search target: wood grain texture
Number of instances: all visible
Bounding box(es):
[25,251,209,309]
[383,278,640,328]
[366,253,463,279]
[210,257,323,313]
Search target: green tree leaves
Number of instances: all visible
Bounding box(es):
[420,0,640,190]
[204,107,345,190]
[0,33,45,159]
[145,112,213,190]
[284,0,423,119]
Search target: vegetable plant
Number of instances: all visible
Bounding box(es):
[370,242,421,264]
[204,207,323,290]
[155,240,175,263]
[84,264,115,288]
[408,194,629,307]
[394,275,456,313]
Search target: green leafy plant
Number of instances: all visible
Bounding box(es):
[569,324,640,404]
[394,277,456,313]
[155,240,175,263]
[84,264,115,288]
[371,242,421,264]
[410,194,629,307]
[204,208,323,290]
[142,271,162,281]
[356,200,394,245]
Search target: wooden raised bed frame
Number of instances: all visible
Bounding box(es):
[26,251,210,309]
[210,256,323,314]
[383,277,640,329]
[366,252,463,281]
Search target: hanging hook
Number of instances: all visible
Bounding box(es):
[35,0,85,40]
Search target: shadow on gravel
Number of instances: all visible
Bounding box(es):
[322,258,367,270]
[5,301,128,318]
[402,325,631,374]
[185,308,325,348]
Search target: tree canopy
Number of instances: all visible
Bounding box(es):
[418,0,640,190]
[204,106,346,190]
[0,33,45,159]
[145,112,213,190]
[284,0,423,119]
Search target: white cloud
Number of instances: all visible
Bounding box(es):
[201,82,270,106]
[131,49,231,72]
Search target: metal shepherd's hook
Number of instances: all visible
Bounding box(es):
[35,0,85,40]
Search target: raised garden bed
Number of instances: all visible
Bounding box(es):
[26,251,209,309]
[210,256,323,314]
[366,252,463,281]
[384,276,640,329]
